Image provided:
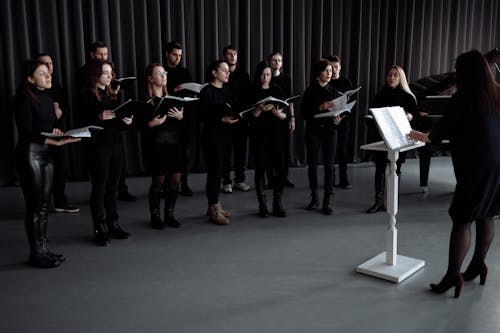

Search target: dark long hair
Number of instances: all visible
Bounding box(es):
[19,59,49,103]
[205,59,227,83]
[455,50,500,114]
[88,59,117,101]
[253,61,272,89]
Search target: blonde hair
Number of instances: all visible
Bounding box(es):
[389,65,416,102]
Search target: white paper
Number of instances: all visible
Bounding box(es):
[370,106,413,150]
[41,126,103,138]
[178,82,208,94]
[314,100,356,118]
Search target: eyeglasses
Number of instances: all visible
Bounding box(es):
[154,71,168,77]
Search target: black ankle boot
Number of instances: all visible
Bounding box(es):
[366,202,385,214]
[322,193,333,215]
[149,190,164,230]
[165,189,181,228]
[272,189,286,217]
[306,190,319,210]
[257,190,269,218]
[107,220,131,239]
[39,211,66,262]
[93,222,110,246]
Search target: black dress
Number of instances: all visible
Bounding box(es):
[429,92,500,222]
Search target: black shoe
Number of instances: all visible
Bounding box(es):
[108,224,131,239]
[179,185,193,196]
[29,253,61,268]
[118,192,136,202]
[338,182,352,189]
[54,203,80,213]
[284,178,295,188]
[94,225,110,246]
[46,250,66,262]
[366,202,385,214]
[165,215,181,228]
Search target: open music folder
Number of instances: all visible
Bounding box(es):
[41,125,103,138]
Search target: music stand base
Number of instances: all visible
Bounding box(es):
[357,252,425,283]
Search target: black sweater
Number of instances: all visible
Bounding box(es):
[200,84,234,140]
[301,81,339,128]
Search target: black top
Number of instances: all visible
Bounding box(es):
[14,89,57,145]
[165,65,192,97]
[369,86,417,141]
[46,80,68,130]
[271,72,292,98]
[429,92,500,221]
[226,67,252,111]
[249,84,287,134]
[329,77,353,94]
[301,81,339,128]
[199,84,234,140]
[144,96,182,144]
[80,88,125,146]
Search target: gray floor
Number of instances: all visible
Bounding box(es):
[1,157,499,333]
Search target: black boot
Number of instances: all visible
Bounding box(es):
[164,189,181,228]
[272,188,286,217]
[93,221,110,246]
[257,189,269,218]
[306,189,319,210]
[149,189,164,230]
[322,192,333,215]
[107,220,131,239]
[40,211,66,262]
[26,212,61,268]
[367,167,385,214]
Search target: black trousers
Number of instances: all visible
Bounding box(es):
[372,151,405,203]
[223,121,248,184]
[87,143,124,225]
[334,119,349,184]
[203,134,232,206]
[305,126,338,194]
[52,145,68,205]
[251,135,286,191]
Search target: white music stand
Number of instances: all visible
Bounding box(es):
[357,140,425,283]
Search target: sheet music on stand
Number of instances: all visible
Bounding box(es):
[370,106,415,150]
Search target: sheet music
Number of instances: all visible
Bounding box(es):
[41,126,103,138]
[370,106,413,150]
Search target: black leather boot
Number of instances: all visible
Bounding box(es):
[272,188,286,217]
[93,220,110,246]
[107,220,131,239]
[26,212,61,268]
[164,189,181,228]
[257,189,269,218]
[40,210,66,262]
[149,189,164,230]
[322,192,333,215]
[306,189,319,210]
[367,168,386,214]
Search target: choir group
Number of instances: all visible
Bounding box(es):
[13,40,500,301]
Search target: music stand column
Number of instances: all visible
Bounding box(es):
[357,141,425,283]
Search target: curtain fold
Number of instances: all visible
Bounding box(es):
[1,0,499,185]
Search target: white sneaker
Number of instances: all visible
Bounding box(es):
[421,186,429,193]
[234,182,250,192]
[223,184,233,193]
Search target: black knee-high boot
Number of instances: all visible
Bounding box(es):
[306,189,319,210]
[165,188,181,228]
[149,189,164,229]
[26,212,60,268]
[39,210,66,262]
[367,168,385,214]
[256,181,269,218]
[272,188,286,217]
[322,192,334,215]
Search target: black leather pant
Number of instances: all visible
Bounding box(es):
[16,143,54,253]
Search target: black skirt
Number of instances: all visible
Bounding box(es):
[148,142,182,175]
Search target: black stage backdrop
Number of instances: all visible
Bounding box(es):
[1,0,498,185]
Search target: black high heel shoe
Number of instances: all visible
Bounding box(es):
[430,274,464,298]
[462,262,488,285]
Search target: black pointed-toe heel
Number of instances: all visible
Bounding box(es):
[430,274,464,298]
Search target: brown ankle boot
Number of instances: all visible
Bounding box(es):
[208,203,230,225]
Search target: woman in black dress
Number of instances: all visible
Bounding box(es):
[14,60,80,267]
[200,60,238,225]
[410,50,500,298]
[249,61,288,217]
[366,65,417,213]
[80,59,133,245]
[301,60,342,215]
[142,63,184,229]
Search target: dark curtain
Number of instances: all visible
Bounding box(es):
[1,0,499,185]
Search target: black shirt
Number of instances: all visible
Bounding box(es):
[226,67,251,111]
[329,77,353,94]
[200,84,234,140]
[301,81,339,128]
[165,65,192,97]
[14,89,57,145]
[271,72,292,98]
[249,84,287,134]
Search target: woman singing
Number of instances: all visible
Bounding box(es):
[141,63,184,229]
[80,59,133,245]
[249,61,288,217]
[14,60,80,267]
[200,60,237,225]
[366,65,416,213]
[301,59,342,215]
